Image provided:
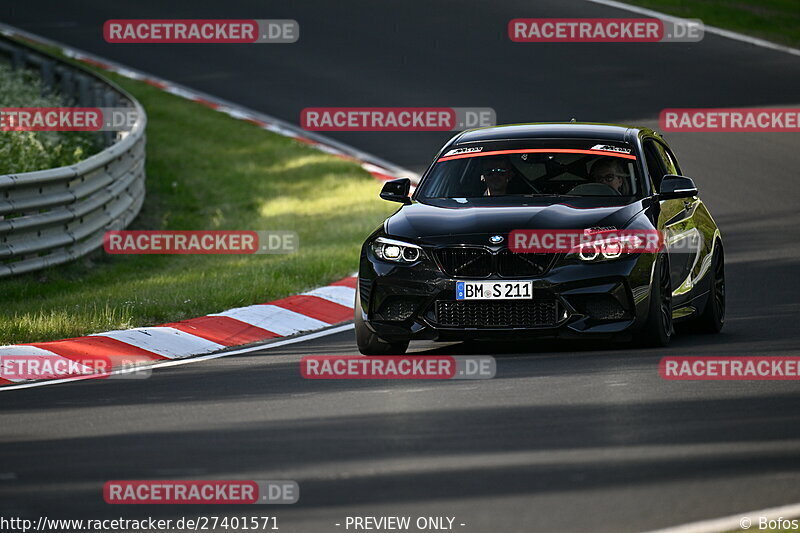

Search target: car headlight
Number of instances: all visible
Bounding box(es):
[571,232,645,263]
[371,237,423,263]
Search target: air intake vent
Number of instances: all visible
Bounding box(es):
[567,294,628,320]
[376,296,421,322]
[435,300,557,328]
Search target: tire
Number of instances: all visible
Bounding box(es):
[354,286,409,355]
[694,243,725,333]
[636,253,673,347]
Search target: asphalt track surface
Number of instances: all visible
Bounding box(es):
[2,1,800,532]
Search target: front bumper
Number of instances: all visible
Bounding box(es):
[358,244,657,343]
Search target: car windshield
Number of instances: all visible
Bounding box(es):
[415,141,642,202]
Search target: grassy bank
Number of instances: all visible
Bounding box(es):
[624,0,800,47]
[0,67,396,344]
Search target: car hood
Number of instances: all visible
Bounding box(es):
[386,198,647,244]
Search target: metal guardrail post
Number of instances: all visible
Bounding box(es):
[40,59,54,94]
[78,73,90,107]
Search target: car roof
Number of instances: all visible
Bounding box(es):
[451,122,656,145]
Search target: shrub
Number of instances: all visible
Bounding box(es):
[0,63,101,174]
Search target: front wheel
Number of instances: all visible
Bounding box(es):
[693,243,725,333]
[636,253,673,347]
[354,286,409,355]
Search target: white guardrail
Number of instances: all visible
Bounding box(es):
[0,35,146,277]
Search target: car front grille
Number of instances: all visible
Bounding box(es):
[497,249,553,276]
[435,300,558,328]
[435,248,493,277]
[435,247,553,278]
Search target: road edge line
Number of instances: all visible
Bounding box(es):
[584,0,800,57]
[642,502,800,533]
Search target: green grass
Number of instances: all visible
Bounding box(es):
[0,68,397,345]
[623,0,800,47]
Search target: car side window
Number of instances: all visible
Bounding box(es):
[653,141,679,176]
[658,142,682,176]
[643,139,668,191]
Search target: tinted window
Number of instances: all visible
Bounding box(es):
[658,141,682,175]
[416,141,642,202]
[643,139,669,190]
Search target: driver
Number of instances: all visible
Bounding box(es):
[589,158,630,194]
[480,157,516,196]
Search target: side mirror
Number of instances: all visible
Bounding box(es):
[380,178,412,204]
[659,174,698,199]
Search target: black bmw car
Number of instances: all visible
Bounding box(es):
[355,123,725,354]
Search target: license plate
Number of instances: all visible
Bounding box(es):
[456,280,533,300]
